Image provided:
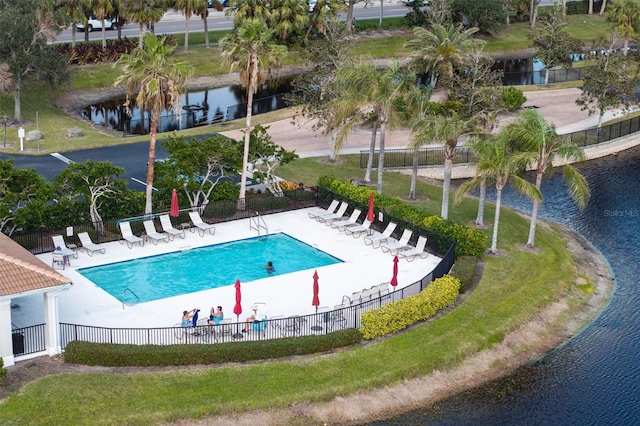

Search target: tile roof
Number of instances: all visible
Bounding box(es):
[0,233,71,297]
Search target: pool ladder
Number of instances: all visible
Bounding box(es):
[250,212,268,238]
[121,287,140,309]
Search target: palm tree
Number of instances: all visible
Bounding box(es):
[504,109,590,248]
[329,61,416,194]
[120,0,166,48]
[269,0,309,43]
[60,0,89,48]
[228,0,270,27]
[196,0,223,48]
[175,0,208,52]
[605,0,640,55]
[93,0,114,49]
[456,135,541,254]
[221,18,286,205]
[402,85,434,200]
[114,32,193,215]
[404,23,482,90]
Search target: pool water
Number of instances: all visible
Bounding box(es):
[78,233,342,303]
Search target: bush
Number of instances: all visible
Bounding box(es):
[63,329,363,366]
[360,275,461,339]
[248,195,291,212]
[0,357,6,382]
[208,199,237,218]
[423,216,486,257]
[501,86,527,111]
[211,180,240,201]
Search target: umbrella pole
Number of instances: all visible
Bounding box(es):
[233,314,244,339]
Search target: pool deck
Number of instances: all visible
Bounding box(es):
[19,209,440,329]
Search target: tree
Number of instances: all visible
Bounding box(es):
[114,32,194,215]
[121,0,167,48]
[246,125,298,196]
[576,32,640,128]
[52,161,132,234]
[451,0,507,34]
[155,134,243,210]
[92,0,114,49]
[0,0,68,121]
[221,18,286,206]
[404,23,482,90]
[329,61,416,195]
[227,0,271,27]
[456,134,540,254]
[530,5,582,85]
[269,0,309,43]
[306,0,343,38]
[59,0,89,48]
[529,0,541,29]
[175,0,208,52]
[504,109,590,248]
[426,0,453,26]
[605,0,640,55]
[196,0,223,48]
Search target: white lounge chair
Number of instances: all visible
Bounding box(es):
[364,222,397,249]
[344,219,373,238]
[143,220,170,244]
[398,236,430,262]
[315,202,348,224]
[188,211,216,236]
[380,229,413,255]
[77,232,106,256]
[308,199,339,220]
[51,235,78,259]
[119,221,144,248]
[160,214,186,240]
[330,209,362,230]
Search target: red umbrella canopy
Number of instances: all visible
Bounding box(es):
[170,189,179,217]
[233,279,242,316]
[312,270,320,307]
[366,192,375,222]
[390,255,399,287]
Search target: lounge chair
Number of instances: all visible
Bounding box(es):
[188,211,216,236]
[315,202,348,224]
[52,235,78,259]
[77,232,106,256]
[344,219,373,238]
[330,209,362,230]
[143,220,170,244]
[119,221,144,248]
[364,222,397,249]
[398,236,430,262]
[308,199,339,220]
[380,229,413,255]
[159,214,185,240]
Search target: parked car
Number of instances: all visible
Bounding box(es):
[208,0,230,6]
[76,16,119,32]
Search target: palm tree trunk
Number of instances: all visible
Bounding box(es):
[526,171,544,247]
[376,121,387,195]
[13,80,22,121]
[184,18,190,52]
[145,113,158,215]
[364,122,377,183]
[409,148,419,200]
[239,56,257,208]
[71,26,77,48]
[475,178,486,226]
[599,0,607,16]
[329,129,338,162]
[101,20,107,49]
[544,68,549,85]
[139,23,144,48]
[490,184,504,253]
[588,0,593,14]
[203,15,210,48]
[441,157,453,219]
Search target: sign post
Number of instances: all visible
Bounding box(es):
[18,127,25,152]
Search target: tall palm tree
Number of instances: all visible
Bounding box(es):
[175,0,208,52]
[605,0,640,55]
[329,61,416,194]
[93,0,114,49]
[196,0,223,48]
[120,0,166,47]
[228,0,270,27]
[114,32,193,215]
[456,135,541,254]
[404,23,482,90]
[221,18,286,205]
[60,0,89,48]
[403,84,434,200]
[269,0,309,43]
[504,109,590,248]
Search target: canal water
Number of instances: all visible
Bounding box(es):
[369,146,640,424]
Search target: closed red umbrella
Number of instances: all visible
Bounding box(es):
[170,188,179,217]
[390,255,399,288]
[366,192,375,222]
[233,279,243,338]
[312,270,320,312]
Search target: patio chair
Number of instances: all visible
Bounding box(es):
[314,201,348,223]
[364,222,397,249]
[143,220,170,244]
[77,232,106,256]
[380,229,413,255]
[119,221,144,248]
[51,235,78,259]
[329,209,362,230]
[308,199,339,220]
[344,219,373,238]
[330,305,348,331]
[188,211,216,236]
[159,214,186,240]
[217,318,234,341]
[398,236,430,262]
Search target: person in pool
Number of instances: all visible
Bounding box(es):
[265,261,275,274]
[208,306,224,325]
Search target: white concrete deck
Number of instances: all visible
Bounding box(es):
[12,209,441,329]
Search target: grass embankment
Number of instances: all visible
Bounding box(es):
[0,157,592,424]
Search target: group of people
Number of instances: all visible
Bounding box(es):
[181,306,224,327]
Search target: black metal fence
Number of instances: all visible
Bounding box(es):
[502,65,596,86]
[10,324,46,356]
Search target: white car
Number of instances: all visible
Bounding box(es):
[76,16,119,32]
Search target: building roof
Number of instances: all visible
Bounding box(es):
[0,233,71,297]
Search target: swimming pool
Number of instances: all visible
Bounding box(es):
[78,233,342,303]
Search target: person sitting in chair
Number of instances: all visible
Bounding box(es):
[208,306,224,325]
[181,308,198,327]
[242,305,263,332]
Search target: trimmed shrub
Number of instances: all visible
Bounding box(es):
[208,199,236,218]
[502,86,527,111]
[0,357,6,382]
[360,275,461,340]
[423,215,486,257]
[63,329,363,366]
[248,195,291,212]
